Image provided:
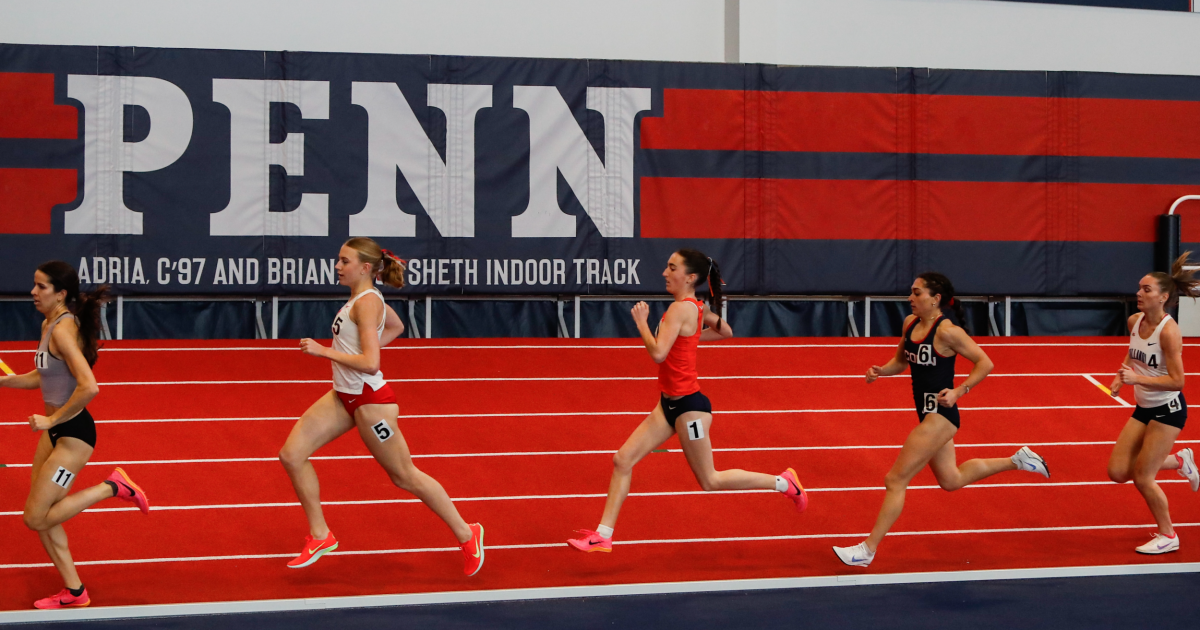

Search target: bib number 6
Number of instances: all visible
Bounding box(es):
[923,393,938,414]
[371,420,394,443]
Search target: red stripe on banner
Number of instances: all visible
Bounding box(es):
[773,179,898,240]
[926,95,1048,156]
[643,178,1200,243]
[640,177,753,238]
[0,169,77,234]
[0,73,77,139]
[1079,98,1200,159]
[643,89,1200,159]
[641,90,899,153]
[641,89,746,151]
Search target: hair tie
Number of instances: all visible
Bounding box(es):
[948,297,955,306]
[380,249,407,267]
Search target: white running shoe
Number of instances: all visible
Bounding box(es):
[1176,448,1199,492]
[1011,446,1050,479]
[833,542,875,567]
[1135,532,1180,555]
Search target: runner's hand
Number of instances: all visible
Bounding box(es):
[299,338,326,358]
[1117,364,1139,386]
[631,302,650,327]
[866,365,883,384]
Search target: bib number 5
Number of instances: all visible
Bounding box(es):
[371,420,394,442]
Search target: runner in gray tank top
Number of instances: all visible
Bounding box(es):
[1107,253,1200,555]
[0,261,149,609]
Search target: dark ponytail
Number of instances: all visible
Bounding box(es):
[917,271,967,333]
[675,249,725,314]
[36,261,110,366]
[1150,251,1200,308]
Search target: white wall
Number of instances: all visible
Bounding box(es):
[0,0,726,63]
[741,0,1200,76]
[4,0,1200,75]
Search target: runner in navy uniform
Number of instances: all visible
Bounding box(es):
[1106,253,1200,555]
[833,272,1050,568]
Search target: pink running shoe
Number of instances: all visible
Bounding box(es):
[567,529,613,553]
[34,587,90,609]
[107,467,149,514]
[461,523,485,576]
[781,468,808,513]
[287,532,339,568]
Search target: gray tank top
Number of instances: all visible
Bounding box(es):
[36,313,79,407]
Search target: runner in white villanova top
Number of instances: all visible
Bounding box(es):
[279,237,484,576]
[1108,253,1200,555]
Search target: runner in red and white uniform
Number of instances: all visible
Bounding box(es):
[567,249,808,552]
[279,237,484,576]
[1107,253,1200,555]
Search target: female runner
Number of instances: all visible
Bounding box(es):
[1106,253,1200,555]
[567,249,808,552]
[279,237,484,576]
[833,272,1049,568]
[1,261,149,609]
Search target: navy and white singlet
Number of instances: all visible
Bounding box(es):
[903,315,960,428]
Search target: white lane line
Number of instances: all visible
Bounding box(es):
[1083,374,1134,408]
[85,372,1199,386]
[0,404,1130,427]
[4,342,1176,355]
[3,561,1199,626]
[7,439,1186,468]
[1,480,1189,517]
[0,522,1194,572]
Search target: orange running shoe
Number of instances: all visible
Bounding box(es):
[781,468,808,513]
[107,467,149,514]
[34,587,90,609]
[567,529,613,552]
[287,532,338,568]
[461,523,485,576]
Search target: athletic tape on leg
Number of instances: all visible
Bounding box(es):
[51,466,75,489]
[370,420,394,442]
[686,419,705,441]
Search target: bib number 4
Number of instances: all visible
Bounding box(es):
[1169,397,1182,413]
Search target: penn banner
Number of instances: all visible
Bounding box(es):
[3,44,1200,298]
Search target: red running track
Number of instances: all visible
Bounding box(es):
[0,337,1198,610]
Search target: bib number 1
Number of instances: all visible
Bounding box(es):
[686,419,706,441]
[371,420,393,443]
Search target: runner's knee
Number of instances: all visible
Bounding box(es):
[23,510,48,532]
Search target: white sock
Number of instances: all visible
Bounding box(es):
[775,476,788,492]
[597,525,614,539]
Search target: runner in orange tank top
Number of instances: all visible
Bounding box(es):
[567,249,809,553]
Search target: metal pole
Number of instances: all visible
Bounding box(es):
[100,303,111,340]
[847,300,859,337]
[116,295,124,340]
[864,296,871,338]
[1005,297,1012,337]
[425,295,432,339]
[271,296,279,339]
[574,295,581,339]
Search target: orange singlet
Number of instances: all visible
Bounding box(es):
[658,297,704,396]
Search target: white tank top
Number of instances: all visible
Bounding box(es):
[1128,312,1180,408]
[331,288,386,395]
